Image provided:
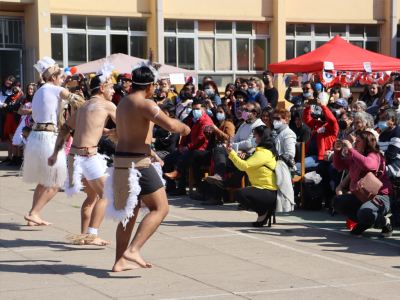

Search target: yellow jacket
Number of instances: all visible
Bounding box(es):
[228,147,278,190]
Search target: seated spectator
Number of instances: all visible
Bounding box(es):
[229,125,278,227]
[234,104,246,132]
[176,88,194,121]
[332,98,348,118]
[240,79,249,94]
[262,107,274,131]
[295,98,338,171]
[164,98,213,195]
[285,80,318,106]
[273,108,296,158]
[247,77,268,109]
[360,82,382,107]
[289,105,312,143]
[152,105,181,160]
[160,78,178,104]
[233,89,248,118]
[377,108,400,179]
[354,112,379,139]
[352,101,367,113]
[332,131,393,237]
[337,111,355,140]
[203,80,222,105]
[235,77,245,89]
[1,80,23,165]
[202,76,213,88]
[205,98,217,120]
[221,83,236,105]
[263,70,279,109]
[111,73,132,106]
[328,86,342,107]
[155,87,174,107]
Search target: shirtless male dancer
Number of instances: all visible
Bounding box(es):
[48,62,116,245]
[104,56,190,272]
[23,56,85,226]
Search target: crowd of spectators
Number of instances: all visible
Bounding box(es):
[1,69,400,235]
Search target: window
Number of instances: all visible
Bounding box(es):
[1,18,23,48]
[51,15,149,66]
[164,20,270,89]
[286,24,381,59]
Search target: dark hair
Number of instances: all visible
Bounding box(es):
[5,76,15,83]
[382,108,399,125]
[262,106,275,120]
[203,76,213,82]
[253,125,279,159]
[79,79,91,99]
[162,105,176,118]
[203,80,220,97]
[131,67,155,91]
[11,80,21,87]
[22,126,32,134]
[192,98,206,108]
[24,84,37,102]
[263,70,274,77]
[217,104,233,122]
[240,79,249,85]
[180,88,194,102]
[339,111,355,120]
[90,75,102,93]
[183,82,195,93]
[330,86,342,98]
[303,81,318,98]
[394,76,400,82]
[225,83,236,92]
[248,101,262,118]
[357,130,382,157]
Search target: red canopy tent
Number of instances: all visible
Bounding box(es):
[269,35,400,74]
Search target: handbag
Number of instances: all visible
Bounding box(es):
[350,155,383,203]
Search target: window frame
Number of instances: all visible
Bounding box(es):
[51,15,149,67]
[164,20,271,86]
[0,17,24,49]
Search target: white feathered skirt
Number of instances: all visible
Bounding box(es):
[22,131,67,188]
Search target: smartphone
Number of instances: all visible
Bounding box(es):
[75,85,81,91]
[339,140,344,148]
[308,98,318,105]
[228,135,231,147]
[71,75,79,80]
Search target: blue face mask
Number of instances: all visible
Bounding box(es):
[303,92,312,98]
[251,137,258,148]
[118,82,122,87]
[206,109,213,116]
[186,108,192,115]
[216,113,225,121]
[204,89,214,96]
[193,109,203,119]
[248,88,257,95]
[378,121,389,132]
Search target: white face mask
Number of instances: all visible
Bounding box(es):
[273,120,283,129]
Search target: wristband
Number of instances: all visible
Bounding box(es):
[151,154,158,162]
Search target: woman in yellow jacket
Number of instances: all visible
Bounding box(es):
[227,125,278,227]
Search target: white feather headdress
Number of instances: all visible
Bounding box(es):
[97,57,114,85]
[33,56,60,79]
[131,49,162,84]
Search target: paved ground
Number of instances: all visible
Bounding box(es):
[1,153,400,300]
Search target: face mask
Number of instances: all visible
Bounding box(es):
[242,110,249,120]
[186,108,192,115]
[338,120,348,130]
[118,82,122,87]
[157,96,165,101]
[237,117,243,120]
[378,121,389,132]
[12,88,19,95]
[251,137,258,148]
[216,113,225,121]
[263,78,270,85]
[204,89,214,96]
[206,109,213,116]
[303,92,312,98]
[273,120,283,130]
[192,109,203,119]
[248,88,257,95]
[235,83,241,89]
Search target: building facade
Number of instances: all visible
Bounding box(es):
[0,0,399,96]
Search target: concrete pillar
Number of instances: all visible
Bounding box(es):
[149,0,163,63]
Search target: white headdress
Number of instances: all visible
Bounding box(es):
[97,57,114,86]
[130,49,162,85]
[33,56,60,80]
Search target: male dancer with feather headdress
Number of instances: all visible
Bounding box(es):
[23,56,85,226]
[48,59,116,245]
[103,51,190,272]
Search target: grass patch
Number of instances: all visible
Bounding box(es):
[71,205,81,209]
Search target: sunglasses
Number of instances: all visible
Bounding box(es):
[273,116,282,121]
[243,108,255,113]
[302,87,311,91]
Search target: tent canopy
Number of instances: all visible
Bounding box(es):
[269,35,400,74]
[74,53,196,78]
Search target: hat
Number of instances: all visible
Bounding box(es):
[120,73,132,81]
[233,89,248,99]
[33,56,60,80]
[335,98,348,108]
[91,57,114,91]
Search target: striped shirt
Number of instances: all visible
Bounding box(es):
[378,125,400,164]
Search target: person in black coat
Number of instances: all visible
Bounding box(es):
[152,105,180,160]
[289,105,312,143]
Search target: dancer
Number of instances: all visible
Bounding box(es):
[23,56,85,226]
[48,59,116,245]
[104,53,190,272]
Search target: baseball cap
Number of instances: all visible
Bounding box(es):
[120,73,132,81]
[335,98,348,108]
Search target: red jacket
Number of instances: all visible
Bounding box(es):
[179,112,214,150]
[303,105,339,160]
[112,87,132,106]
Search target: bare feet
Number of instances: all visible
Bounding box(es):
[123,250,152,268]
[85,236,112,246]
[24,213,53,226]
[112,258,140,272]
[27,221,40,226]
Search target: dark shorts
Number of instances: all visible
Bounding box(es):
[115,151,164,196]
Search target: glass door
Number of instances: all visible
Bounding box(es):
[0,49,22,88]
